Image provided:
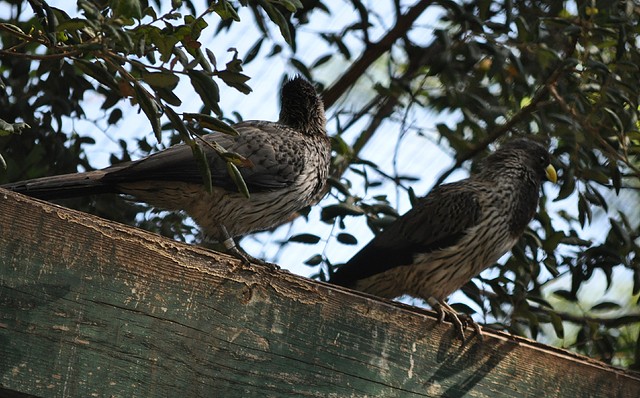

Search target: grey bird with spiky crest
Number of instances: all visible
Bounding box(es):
[330,138,557,339]
[3,76,331,261]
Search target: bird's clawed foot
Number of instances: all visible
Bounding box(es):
[214,225,281,271]
[428,298,482,342]
[222,237,281,271]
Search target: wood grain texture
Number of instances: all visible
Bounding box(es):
[0,188,638,397]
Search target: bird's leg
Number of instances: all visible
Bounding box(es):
[428,298,465,341]
[427,298,482,342]
[215,224,249,265]
[465,314,483,339]
[217,225,280,271]
[233,243,282,271]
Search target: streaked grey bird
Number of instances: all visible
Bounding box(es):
[330,138,557,338]
[2,77,330,261]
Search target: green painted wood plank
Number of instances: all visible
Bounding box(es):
[1,189,638,397]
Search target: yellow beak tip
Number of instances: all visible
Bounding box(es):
[545,164,558,183]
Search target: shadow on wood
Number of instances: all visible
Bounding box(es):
[1,188,638,397]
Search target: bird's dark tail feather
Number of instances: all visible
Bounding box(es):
[1,170,118,200]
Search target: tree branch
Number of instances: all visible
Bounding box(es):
[321,0,432,109]
[530,305,640,328]
[331,39,445,179]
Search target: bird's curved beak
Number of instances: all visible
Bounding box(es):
[545,164,557,183]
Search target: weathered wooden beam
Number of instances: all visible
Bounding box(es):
[0,188,638,397]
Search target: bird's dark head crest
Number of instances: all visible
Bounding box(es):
[279,76,326,135]
[483,137,555,182]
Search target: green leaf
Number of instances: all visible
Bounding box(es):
[590,302,621,311]
[290,58,311,80]
[312,54,332,68]
[217,70,252,94]
[321,203,365,221]
[166,126,214,197]
[326,177,351,197]
[542,257,560,278]
[304,254,323,266]
[602,107,624,133]
[577,193,592,228]
[138,25,180,62]
[141,71,180,89]
[559,236,592,246]
[219,151,253,168]
[79,0,101,19]
[107,108,123,125]
[609,218,631,247]
[0,119,29,136]
[449,302,476,315]
[184,14,208,38]
[56,18,88,32]
[194,48,213,74]
[581,169,611,186]
[365,203,398,217]
[105,23,134,50]
[155,87,182,106]
[188,127,227,153]
[526,295,553,309]
[226,162,250,198]
[554,169,575,201]
[132,84,162,142]
[164,106,190,142]
[211,0,240,21]
[336,233,357,245]
[187,70,222,115]
[549,312,564,339]
[183,113,239,136]
[192,143,213,194]
[274,0,303,12]
[289,233,322,244]
[75,60,119,91]
[205,48,217,69]
[367,215,396,230]
[258,0,293,46]
[166,108,216,195]
[0,23,24,36]
[244,37,264,64]
[111,0,142,19]
[436,123,470,154]
[552,290,577,302]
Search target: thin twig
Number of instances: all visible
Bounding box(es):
[322,1,432,109]
[0,48,82,60]
[529,304,640,328]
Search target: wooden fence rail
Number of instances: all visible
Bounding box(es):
[1,188,638,397]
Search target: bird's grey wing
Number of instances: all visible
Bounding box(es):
[208,122,301,190]
[331,183,482,286]
[103,121,298,192]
